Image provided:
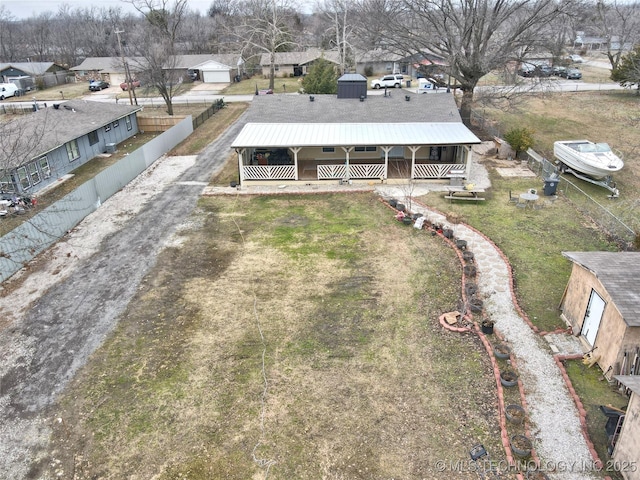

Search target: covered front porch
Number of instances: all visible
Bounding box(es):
[236,145,472,184]
[231,122,481,186]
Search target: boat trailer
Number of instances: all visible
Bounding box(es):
[557,163,620,198]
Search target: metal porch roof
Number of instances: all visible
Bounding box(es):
[231,122,481,148]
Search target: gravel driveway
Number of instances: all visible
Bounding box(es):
[0,113,248,479]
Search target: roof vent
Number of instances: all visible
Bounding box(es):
[53,104,60,110]
[309,95,314,102]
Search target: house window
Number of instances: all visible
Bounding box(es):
[66,139,80,162]
[386,63,392,71]
[113,119,119,128]
[28,162,41,185]
[125,116,132,131]
[355,146,377,152]
[0,175,15,192]
[88,130,99,146]
[322,147,335,153]
[274,64,280,71]
[105,123,111,132]
[38,156,51,179]
[17,166,30,190]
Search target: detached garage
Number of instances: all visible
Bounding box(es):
[191,60,233,84]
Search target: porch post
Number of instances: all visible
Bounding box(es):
[464,145,472,179]
[290,147,301,180]
[381,146,392,180]
[409,146,420,179]
[237,149,245,185]
[342,146,353,180]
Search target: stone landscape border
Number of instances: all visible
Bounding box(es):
[384,197,613,480]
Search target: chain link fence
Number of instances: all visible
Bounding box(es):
[471,109,638,250]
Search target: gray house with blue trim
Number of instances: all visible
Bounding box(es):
[0,100,142,195]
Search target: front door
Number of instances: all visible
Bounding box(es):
[581,290,606,346]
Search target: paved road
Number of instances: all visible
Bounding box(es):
[0,110,249,479]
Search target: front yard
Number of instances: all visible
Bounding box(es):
[49,193,508,479]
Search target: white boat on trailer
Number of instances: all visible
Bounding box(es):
[553,140,624,180]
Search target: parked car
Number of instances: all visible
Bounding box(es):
[568,54,584,63]
[370,74,404,89]
[552,66,567,76]
[0,82,19,100]
[537,65,553,77]
[561,68,582,80]
[89,80,110,91]
[120,80,141,91]
[518,64,552,77]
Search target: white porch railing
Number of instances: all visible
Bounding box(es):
[348,164,386,179]
[241,163,464,181]
[414,163,461,179]
[243,165,296,180]
[317,164,348,179]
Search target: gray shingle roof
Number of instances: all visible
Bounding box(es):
[563,252,640,327]
[0,62,65,76]
[0,100,142,169]
[259,49,340,66]
[233,93,480,149]
[72,55,242,73]
[244,92,463,124]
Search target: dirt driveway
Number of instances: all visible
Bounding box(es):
[0,113,248,479]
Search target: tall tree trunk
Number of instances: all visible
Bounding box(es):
[459,89,475,127]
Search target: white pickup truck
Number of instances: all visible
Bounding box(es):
[0,83,20,100]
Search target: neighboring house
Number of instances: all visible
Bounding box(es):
[70,57,130,84]
[0,62,70,88]
[170,54,244,84]
[355,49,408,76]
[0,100,142,195]
[574,35,634,52]
[71,54,244,85]
[231,74,481,186]
[560,252,640,379]
[611,375,640,480]
[354,50,447,78]
[259,49,340,77]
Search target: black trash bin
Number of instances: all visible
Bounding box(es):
[543,176,559,196]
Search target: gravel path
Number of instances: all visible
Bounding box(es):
[377,145,599,480]
[0,114,249,480]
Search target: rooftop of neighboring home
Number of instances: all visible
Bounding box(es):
[0,100,142,168]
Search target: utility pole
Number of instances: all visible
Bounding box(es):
[115,29,137,106]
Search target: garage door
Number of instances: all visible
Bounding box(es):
[202,70,229,83]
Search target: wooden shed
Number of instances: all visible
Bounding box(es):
[560,252,640,379]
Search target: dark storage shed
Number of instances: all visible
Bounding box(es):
[337,73,367,99]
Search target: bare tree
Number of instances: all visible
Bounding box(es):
[126,0,190,115]
[234,0,300,90]
[367,0,570,125]
[22,12,54,62]
[0,6,21,62]
[593,0,640,70]
[316,0,359,73]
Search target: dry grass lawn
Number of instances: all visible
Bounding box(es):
[48,194,508,479]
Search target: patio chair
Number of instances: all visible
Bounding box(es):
[508,190,518,204]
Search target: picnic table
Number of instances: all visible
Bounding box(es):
[444,186,486,202]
